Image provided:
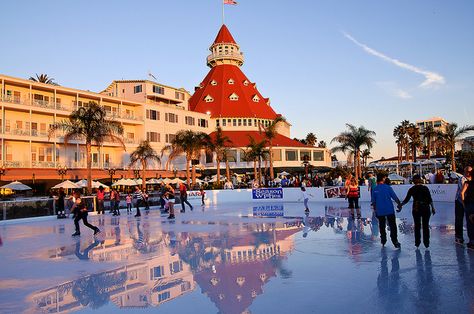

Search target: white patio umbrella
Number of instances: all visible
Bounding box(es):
[388,173,406,182]
[278,171,290,176]
[162,178,172,184]
[146,178,161,184]
[273,177,282,183]
[0,181,32,191]
[76,179,108,189]
[112,178,138,187]
[170,178,185,184]
[135,178,143,185]
[52,180,79,189]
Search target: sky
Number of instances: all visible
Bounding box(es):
[1,0,473,160]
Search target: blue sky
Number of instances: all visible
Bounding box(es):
[1,0,473,159]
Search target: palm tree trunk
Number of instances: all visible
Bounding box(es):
[226,160,231,182]
[258,158,262,185]
[141,160,147,191]
[269,143,274,179]
[451,147,456,172]
[186,154,191,186]
[253,159,257,183]
[413,144,417,162]
[216,156,221,186]
[192,164,196,186]
[355,149,361,179]
[427,138,431,159]
[86,142,92,194]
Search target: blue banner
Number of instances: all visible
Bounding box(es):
[253,205,284,217]
[252,188,283,199]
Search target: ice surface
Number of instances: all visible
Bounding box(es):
[0,201,473,313]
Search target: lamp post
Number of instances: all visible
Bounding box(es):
[0,166,6,181]
[57,165,68,181]
[302,155,310,179]
[107,168,116,184]
[173,167,178,178]
[133,169,140,179]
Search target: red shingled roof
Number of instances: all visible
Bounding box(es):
[213,24,236,44]
[189,64,278,119]
[208,130,311,148]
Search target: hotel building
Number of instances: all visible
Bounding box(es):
[0,24,331,182]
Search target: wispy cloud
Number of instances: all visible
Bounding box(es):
[375,81,412,99]
[343,31,445,88]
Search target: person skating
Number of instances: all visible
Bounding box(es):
[347,177,361,219]
[133,186,145,217]
[166,184,176,219]
[96,186,105,215]
[461,168,474,250]
[200,187,205,206]
[113,188,121,216]
[298,186,313,213]
[399,174,436,249]
[56,187,67,219]
[71,190,100,236]
[455,166,471,244]
[179,182,193,213]
[126,192,132,214]
[371,173,403,249]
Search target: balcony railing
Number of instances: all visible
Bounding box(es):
[207,51,244,64]
[1,95,71,112]
[105,110,143,122]
[32,99,55,109]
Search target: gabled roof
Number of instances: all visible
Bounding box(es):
[213,24,237,45]
[208,131,312,148]
[189,64,278,119]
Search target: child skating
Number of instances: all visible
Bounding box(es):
[299,186,314,213]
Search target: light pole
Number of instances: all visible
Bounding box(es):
[57,165,68,181]
[173,167,178,178]
[302,155,310,179]
[107,168,116,184]
[133,169,140,179]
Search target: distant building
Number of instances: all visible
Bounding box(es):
[461,136,474,152]
[416,117,449,157]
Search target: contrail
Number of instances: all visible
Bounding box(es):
[343,31,445,88]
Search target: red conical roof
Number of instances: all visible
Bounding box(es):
[189,64,278,119]
[213,24,236,44]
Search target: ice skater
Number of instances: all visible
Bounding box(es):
[299,186,313,213]
[371,173,402,249]
[179,182,193,212]
[399,174,436,249]
[166,184,176,219]
[346,177,361,219]
[71,190,100,237]
[126,192,132,214]
[461,168,474,250]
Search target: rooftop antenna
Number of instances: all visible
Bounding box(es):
[148,71,157,81]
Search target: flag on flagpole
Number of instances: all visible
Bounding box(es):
[224,0,237,5]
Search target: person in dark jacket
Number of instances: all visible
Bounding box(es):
[461,168,474,250]
[399,174,436,248]
[71,190,100,237]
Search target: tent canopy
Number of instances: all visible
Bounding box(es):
[112,178,138,187]
[52,180,79,189]
[0,181,32,191]
[76,179,108,189]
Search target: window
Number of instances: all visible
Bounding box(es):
[300,150,311,161]
[204,95,214,102]
[134,85,142,93]
[233,119,237,126]
[147,132,160,142]
[198,119,208,128]
[248,119,252,126]
[205,152,213,164]
[158,292,170,303]
[31,147,37,162]
[272,149,282,161]
[146,109,159,120]
[151,266,164,279]
[165,113,178,123]
[126,132,135,140]
[285,150,297,161]
[252,95,260,102]
[170,261,183,274]
[185,116,195,126]
[38,147,45,162]
[228,78,234,84]
[229,93,239,101]
[210,80,217,86]
[243,119,247,126]
[166,134,176,143]
[222,119,227,126]
[243,80,249,86]
[238,119,242,126]
[313,151,324,161]
[153,85,164,94]
[226,150,237,162]
[434,121,442,128]
[5,145,12,161]
[175,91,185,100]
[216,119,220,127]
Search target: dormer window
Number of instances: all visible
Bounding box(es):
[243,80,249,86]
[204,95,214,102]
[228,78,234,85]
[229,93,239,101]
[210,80,217,86]
[252,95,260,102]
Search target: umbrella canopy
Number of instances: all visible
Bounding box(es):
[162,178,172,184]
[170,178,185,184]
[135,178,143,185]
[399,161,413,166]
[388,173,406,182]
[76,179,108,189]
[0,181,32,191]
[278,171,290,176]
[273,177,282,183]
[146,178,162,184]
[112,178,138,187]
[52,180,80,189]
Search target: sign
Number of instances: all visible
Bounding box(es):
[324,186,346,199]
[252,188,283,199]
[186,190,205,200]
[252,205,284,217]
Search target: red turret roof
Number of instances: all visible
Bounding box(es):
[213,24,237,45]
[189,65,278,119]
[208,130,311,148]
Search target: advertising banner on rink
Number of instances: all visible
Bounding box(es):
[323,186,347,199]
[253,204,284,217]
[252,188,283,199]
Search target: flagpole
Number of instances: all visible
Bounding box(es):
[222,0,225,25]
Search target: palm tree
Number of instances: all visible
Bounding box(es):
[260,115,286,180]
[49,102,124,193]
[206,127,233,185]
[29,73,58,85]
[393,124,406,163]
[407,123,422,162]
[318,140,327,148]
[163,130,209,186]
[437,123,474,172]
[305,133,317,146]
[331,124,376,179]
[423,124,436,159]
[244,136,269,184]
[361,149,372,168]
[129,141,161,190]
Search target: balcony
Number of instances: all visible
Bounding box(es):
[1,95,71,112]
[207,51,244,66]
[105,110,143,122]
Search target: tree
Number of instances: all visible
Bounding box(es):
[305,133,317,146]
[244,136,269,184]
[49,102,124,193]
[29,73,59,85]
[260,115,286,179]
[163,130,209,186]
[129,141,161,190]
[331,124,376,179]
[318,140,327,148]
[407,123,422,162]
[437,123,474,172]
[361,149,372,168]
[423,124,437,159]
[206,127,232,185]
[393,124,406,163]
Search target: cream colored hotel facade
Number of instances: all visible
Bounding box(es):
[0,26,331,181]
